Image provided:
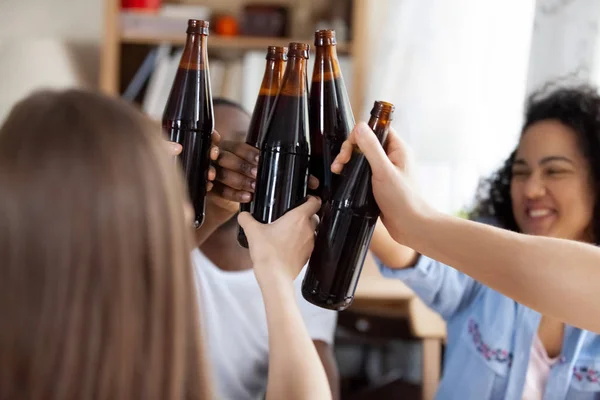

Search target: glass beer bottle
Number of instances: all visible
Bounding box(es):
[302,101,395,311]
[308,29,354,211]
[237,46,287,248]
[252,43,311,224]
[163,19,214,228]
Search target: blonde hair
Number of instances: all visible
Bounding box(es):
[0,89,211,399]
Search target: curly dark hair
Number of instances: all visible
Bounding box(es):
[470,83,600,243]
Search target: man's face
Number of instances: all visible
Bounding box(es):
[214,104,251,143]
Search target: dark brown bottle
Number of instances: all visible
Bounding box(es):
[302,101,395,311]
[163,19,214,228]
[252,43,311,225]
[238,46,287,248]
[308,29,354,211]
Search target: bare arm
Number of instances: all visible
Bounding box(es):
[259,274,331,400]
[370,221,419,268]
[239,197,332,400]
[404,210,600,333]
[314,341,340,400]
[333,122,600,334]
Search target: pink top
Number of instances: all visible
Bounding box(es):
[522,336,560,400]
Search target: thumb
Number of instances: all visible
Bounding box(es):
[165,141,182,156]
[354,122,395,178]
[237,212,261,236]
[290,195,322,218]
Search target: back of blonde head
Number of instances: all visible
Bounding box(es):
[0,89,210,399]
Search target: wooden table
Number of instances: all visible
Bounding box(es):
[350,252,446,400]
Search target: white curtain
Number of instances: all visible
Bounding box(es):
[362,0,536,214]
[527,0,600,91]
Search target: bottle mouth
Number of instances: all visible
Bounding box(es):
[287,42,310,59]
[187,19,210,35]
[371,101,395,119]
[314,29,337,46]
[266,46,288,60]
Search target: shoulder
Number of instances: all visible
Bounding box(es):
[578,331,600,353]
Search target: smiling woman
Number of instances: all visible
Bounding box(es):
[510,120,595,241]
[368,83,600,400]
[472,84,600,245]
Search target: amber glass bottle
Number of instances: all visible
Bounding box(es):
[252,43,311,224]
[163,19,214,228]
[308,29,354,212]
[302,101,395,310]
[238,46,287,248]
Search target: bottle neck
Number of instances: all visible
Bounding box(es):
[179,34,208,70]
[331,113,391,212]
[314,45,342,81]
[315,44,339,61]
[279,57,308,96]
[259,59,286,96]
[367,114,392,144]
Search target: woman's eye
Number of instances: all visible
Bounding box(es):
[511,170,529,177]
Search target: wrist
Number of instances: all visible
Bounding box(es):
[402,206,444,253]
[254,260,292,279]
[255,263,295,296]
[389,203,440,248]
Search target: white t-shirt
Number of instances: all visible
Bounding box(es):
[191,249,338,400]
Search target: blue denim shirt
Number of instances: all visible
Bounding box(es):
[378,255,600,400]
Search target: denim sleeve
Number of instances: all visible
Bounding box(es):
[376,255,482,320]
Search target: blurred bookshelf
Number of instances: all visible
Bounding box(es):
[120,30,352,53]
[99,0,368,114]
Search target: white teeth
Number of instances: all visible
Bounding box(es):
[529,209,551,218]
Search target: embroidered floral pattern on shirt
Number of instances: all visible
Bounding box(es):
[468,319,513,366]
[573,365,600,384]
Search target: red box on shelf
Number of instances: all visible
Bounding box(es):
[122,0,161,11]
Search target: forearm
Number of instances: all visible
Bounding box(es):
[314,341,340,400]
[406,210,600,333]
[259,272,331,400]
[370,220,419,268]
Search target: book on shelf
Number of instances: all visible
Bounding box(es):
[121,5,211,39]
[142,45,177,119]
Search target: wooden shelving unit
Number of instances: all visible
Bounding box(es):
[99,0,368,113]
[120,31,352,53]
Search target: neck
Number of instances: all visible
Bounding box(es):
[537,315,565,358]
[537,232,576,353]
[199,225,253,272]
